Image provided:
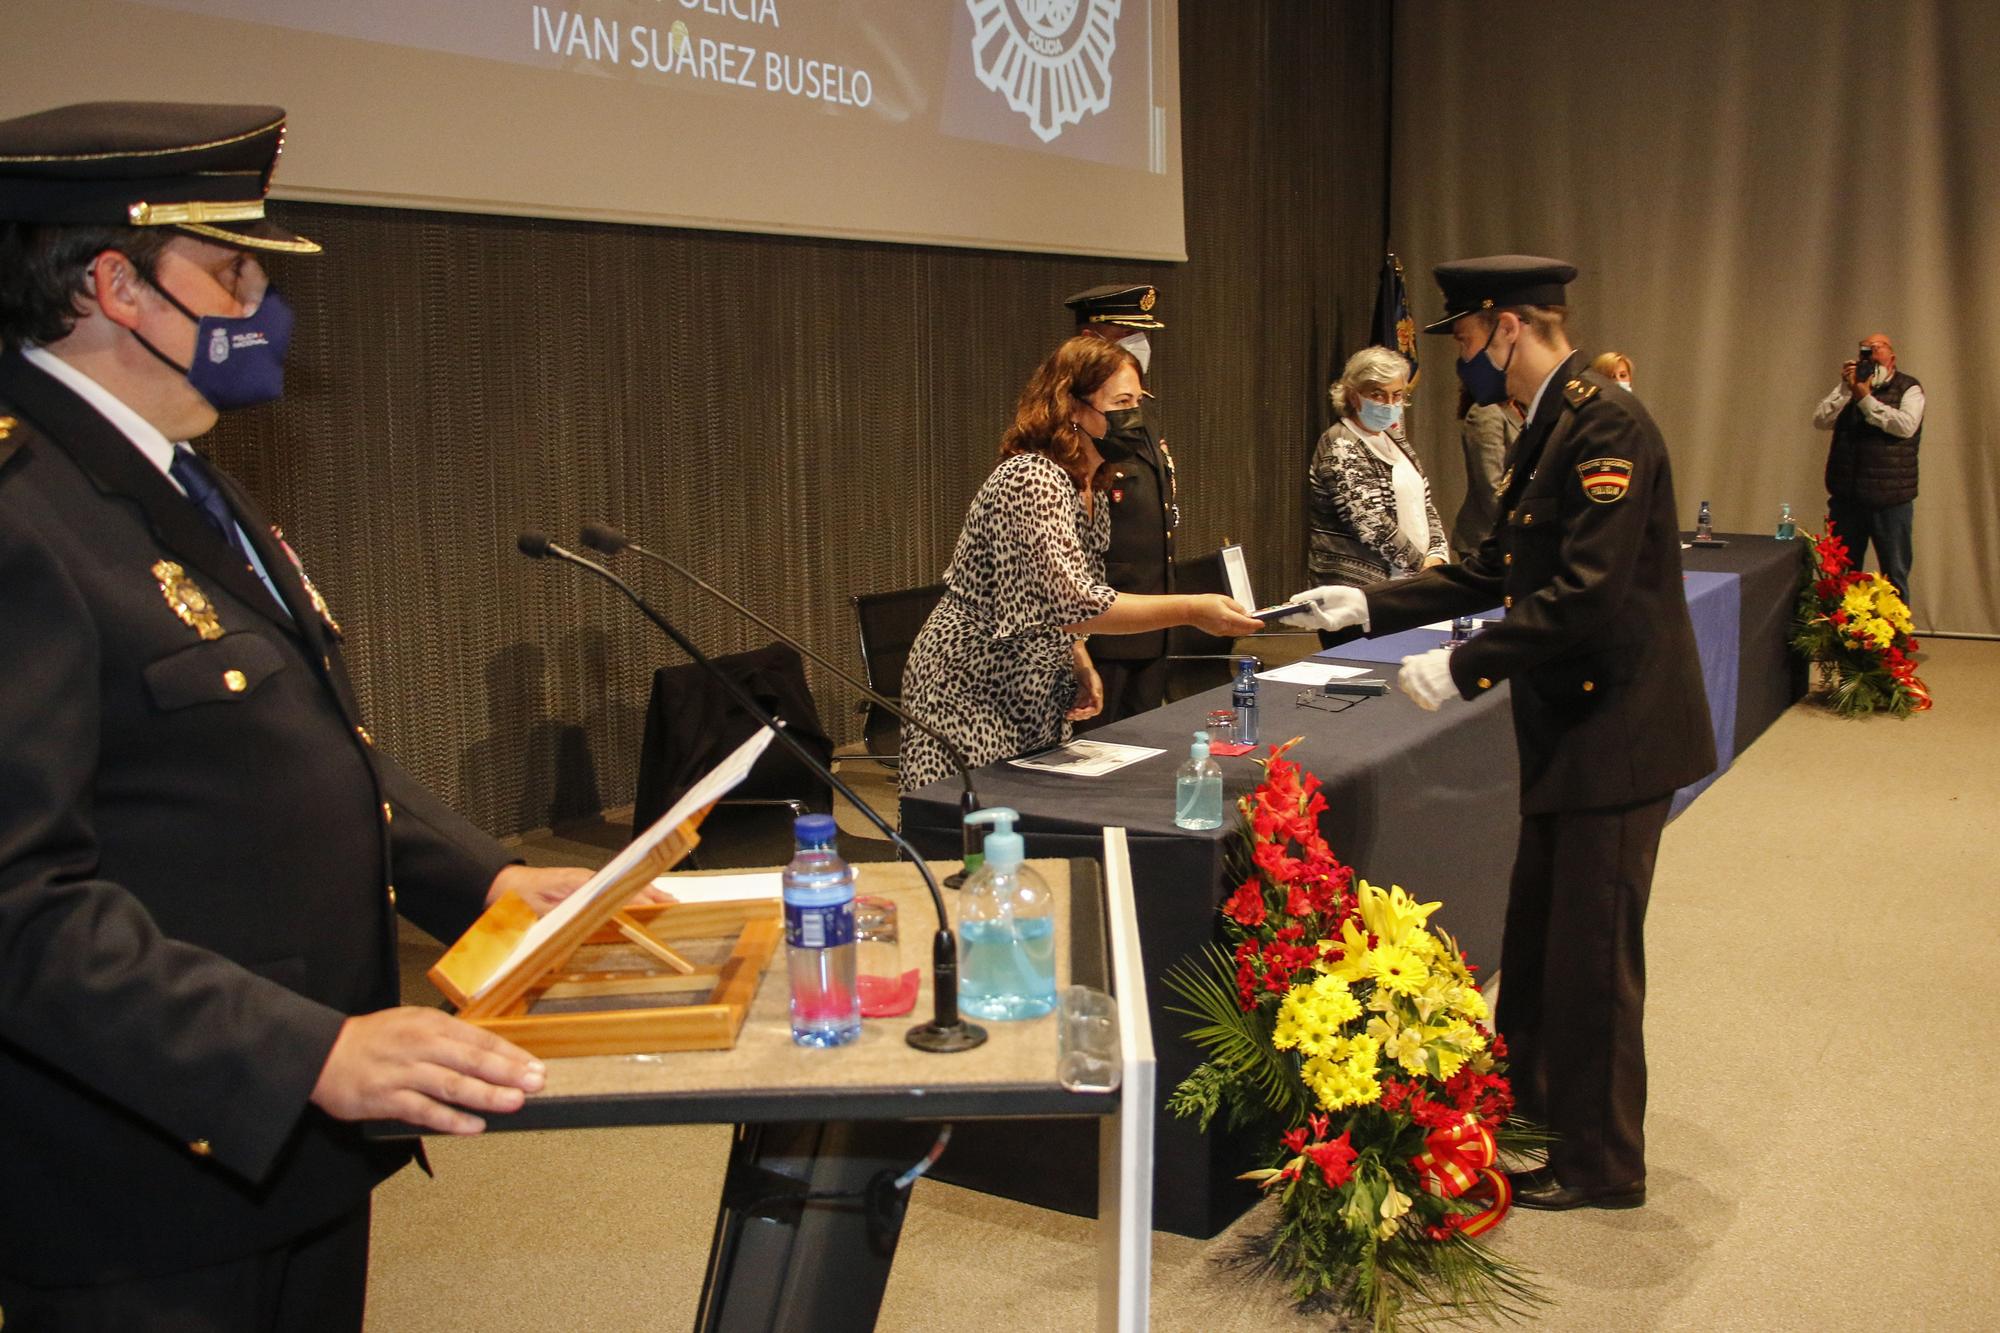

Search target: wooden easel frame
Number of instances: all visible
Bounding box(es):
[427,816,782,1058]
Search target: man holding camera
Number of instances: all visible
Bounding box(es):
[1812,332,1923,603]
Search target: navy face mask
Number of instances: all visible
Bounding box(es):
[130,272,295,411]
[1455,321,1513,407]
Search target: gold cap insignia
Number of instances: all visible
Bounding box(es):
[1139,288,1157,312]
[153,561,224,640]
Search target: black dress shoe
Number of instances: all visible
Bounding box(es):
[1507,1165,1557,1194]
[1511,1175,1645,1211]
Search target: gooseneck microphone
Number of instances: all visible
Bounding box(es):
[516,532,985,1054]
[576,521,986,885]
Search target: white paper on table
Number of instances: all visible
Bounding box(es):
[650,871,782,903]
[1220,543,1256,609]
[473,726,776,997]
[1417,618,1499,632]
[1008,739,1167,778]
[1257,660,1373,686]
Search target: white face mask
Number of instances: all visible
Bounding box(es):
[1617,379,1634,392]
[1117,330,1152,376]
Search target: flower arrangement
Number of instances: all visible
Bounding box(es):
[1791,522,1931,718]
[1166,740,1542,1330]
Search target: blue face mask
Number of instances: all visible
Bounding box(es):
[1455,321,1513,407]
[1356,398,1403,433]
[131,275,295,411]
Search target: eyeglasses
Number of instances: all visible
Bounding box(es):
[1357,388,1408,406]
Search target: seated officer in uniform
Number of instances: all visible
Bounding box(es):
[1285,256,1715,1211]
[0,102,591,1329]
[1064,282,1178,724]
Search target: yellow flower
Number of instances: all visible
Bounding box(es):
[1451,984,1490,1023]
[1377,1182,1414,1239]
[1356,879,1443,948]
[1365,943,1430,996]
[1318,917,1374,985]
[1302,1052,1377,1111]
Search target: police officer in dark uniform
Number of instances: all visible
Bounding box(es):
[1286,256,1715,1211]
[0,103,590,1328]
[1064,283,1177,724]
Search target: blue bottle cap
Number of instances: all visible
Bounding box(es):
[793,813,838,847]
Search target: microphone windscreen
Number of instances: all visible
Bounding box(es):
[516,531,553,558]
[579,522,631,555]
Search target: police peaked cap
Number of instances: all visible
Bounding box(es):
[1064,282,1164,330]
[1424,255,1576,333]
[0,102,319,254]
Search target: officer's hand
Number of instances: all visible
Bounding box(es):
[1066,660,1104,721]
[1282,585,1369,633]
[310,1007,545,1135]
[1841,360,1865,396]
[1190,594,1265,638]
[1397,648,1459,712]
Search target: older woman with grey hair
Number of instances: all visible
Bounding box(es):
[1304,347,1448,624]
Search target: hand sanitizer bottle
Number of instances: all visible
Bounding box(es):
[1775,503,1796,541]
[1174,731,1225,831]
[957,808,1057,1021]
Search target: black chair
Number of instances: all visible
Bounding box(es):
[847,581,945,764]
[632,642,834,869]
[1164,549,1241,701]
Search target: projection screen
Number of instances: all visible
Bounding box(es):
[3,0,1185,261]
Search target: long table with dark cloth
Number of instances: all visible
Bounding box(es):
[901,534,1806,1237]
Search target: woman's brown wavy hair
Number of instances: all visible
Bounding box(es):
[999,333,1140,489]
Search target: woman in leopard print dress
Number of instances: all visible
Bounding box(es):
[898,336,1263,795]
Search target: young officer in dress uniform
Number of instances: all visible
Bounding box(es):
[0,102,589,1329]
[1065,282,1177,724]
[1285,256,1716,1211]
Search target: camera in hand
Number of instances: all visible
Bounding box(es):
[1855,343,1874,378]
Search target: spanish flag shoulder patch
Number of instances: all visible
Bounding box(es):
[1576,456,1634,503]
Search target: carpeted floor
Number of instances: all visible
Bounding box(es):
[367,639,2000,1331]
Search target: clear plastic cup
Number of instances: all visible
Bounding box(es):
[1056,985,1120,1092]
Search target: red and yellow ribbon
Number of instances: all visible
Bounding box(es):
[1410,1122,1512,1238]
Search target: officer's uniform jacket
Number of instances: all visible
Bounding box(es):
[1352,355,1716,815]
[0,350,510,1283]
[1092,405,1176,661]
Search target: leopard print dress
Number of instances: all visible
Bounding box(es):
[898,452,1115,794]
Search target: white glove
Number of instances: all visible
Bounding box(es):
[1283,585,1370,632]
[1397,648,1459,712]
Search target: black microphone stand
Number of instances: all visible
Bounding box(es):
[578,523,986,888]
[518,534,985,1054]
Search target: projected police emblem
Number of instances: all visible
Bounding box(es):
[966,0,1121,143]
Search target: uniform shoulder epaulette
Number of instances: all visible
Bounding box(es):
[1562,378,1599,409]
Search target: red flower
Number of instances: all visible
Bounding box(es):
[1280,1126,1308,1155]
[1285,886,1315,918]
[1308,1112,1329,1139]
[1305,1131,1358,1188]
[1223,882,1267,928]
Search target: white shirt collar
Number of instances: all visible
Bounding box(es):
[1522,356,1570,428]
[20,345,187,489]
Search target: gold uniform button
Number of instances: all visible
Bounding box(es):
[188,1138,213,1157]
[222,669,247,693]
[1476,677,1493,690]
[1504,553,1513,566]
[1522,513,1534,526]
[382,802,394,824]
[323,655,333,672]
[356,726,374,746]
[386,883,397,906]
[1582,680,1596,692]
[1504,596,1514,609]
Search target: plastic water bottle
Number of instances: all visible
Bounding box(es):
[957,808,1057,1021]
[1696,499,1714,541]
[783,813,860,1048]
[1231,658,1259,746]
[1174,731,1225,831]
[1775,503,1797,541]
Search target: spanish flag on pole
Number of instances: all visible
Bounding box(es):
[1372,253,1419,386]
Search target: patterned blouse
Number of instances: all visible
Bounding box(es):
[1307,419,1448,586]
[898,453,1116,794]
